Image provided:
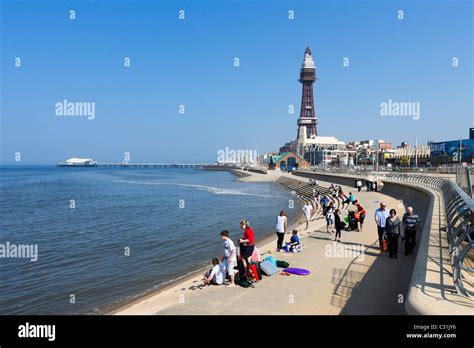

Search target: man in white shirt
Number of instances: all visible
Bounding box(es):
[220,230,236,287]
[203,258,225,286]
[303,201,313,230]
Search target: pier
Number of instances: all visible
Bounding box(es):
[57,162,207,169]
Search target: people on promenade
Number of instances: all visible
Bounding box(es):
[366,181,371,192]
[275,210,288,252]
[303,201,313,230]
[314,191,321,210]
[338,188,346,201]
[289,229,302,252]
[239,220,255,270]
[326,202,335,233]
[344,192,355,205]
[353,200,366,231]
[374,202,390,249]
[321,195,330,211]
[356,179,362,192]
[334,209,343,242]
[402,206,420,255]
[203,258,225,286]
[220,230,236,287]
[384,209,403,258]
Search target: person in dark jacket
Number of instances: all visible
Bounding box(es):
[334,209,344,242]
[402,206,420,255]
[384,209,404,258]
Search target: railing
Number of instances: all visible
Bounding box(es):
[456,166,473,198]
[296,168,474,299]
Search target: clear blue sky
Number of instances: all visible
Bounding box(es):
[1,0,472,164]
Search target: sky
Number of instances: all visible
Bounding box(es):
[0,0,472,164]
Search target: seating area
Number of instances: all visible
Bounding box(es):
[276,176,348,212]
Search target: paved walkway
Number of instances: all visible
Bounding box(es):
[113,175,420,315]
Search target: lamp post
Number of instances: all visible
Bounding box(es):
[415,137,418,168]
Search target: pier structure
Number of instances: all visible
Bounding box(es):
[57,162,206,168]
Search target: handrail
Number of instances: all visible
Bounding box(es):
[294,168,474,299]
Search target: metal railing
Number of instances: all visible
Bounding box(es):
[295,168,474,299]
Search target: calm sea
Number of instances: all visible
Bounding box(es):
[0,166,298,314]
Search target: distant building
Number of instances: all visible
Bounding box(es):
[268,151,310,171]
[393,144,431,166]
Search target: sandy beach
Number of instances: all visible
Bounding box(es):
[109,170,418,315]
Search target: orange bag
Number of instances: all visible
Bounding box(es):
[382,239,388,252]
[354,212,360,220]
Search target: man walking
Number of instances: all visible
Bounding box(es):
[402,206,420,255]
[303,201,313,230]
[374,202,390,249]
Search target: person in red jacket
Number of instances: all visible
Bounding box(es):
[239,219,255,269]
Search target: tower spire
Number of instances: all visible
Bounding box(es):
[297,47,318,140]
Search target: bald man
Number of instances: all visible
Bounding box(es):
[402,207,420,255]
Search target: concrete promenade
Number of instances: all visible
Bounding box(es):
[112,171,421,315]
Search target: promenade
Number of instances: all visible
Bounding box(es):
[112,172,420,315]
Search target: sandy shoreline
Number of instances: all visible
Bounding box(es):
[106,169,302,315]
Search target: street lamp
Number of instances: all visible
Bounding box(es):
[415,137,418,169]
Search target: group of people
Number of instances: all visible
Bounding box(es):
[203,181,422,288]
[374,203,421,258]
[276,210,302,252]
[203,220,255,287]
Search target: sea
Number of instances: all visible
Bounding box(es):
[0,166,299,314]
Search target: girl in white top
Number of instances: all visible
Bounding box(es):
[275,211,288,251]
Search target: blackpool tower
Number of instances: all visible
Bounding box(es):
[296,47,318,139]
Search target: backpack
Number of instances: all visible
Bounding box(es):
[276,260,290,268]
[235,273,254,288]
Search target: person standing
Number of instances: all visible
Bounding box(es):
[366,180,371,192]
[356,179,362,192]
[326,202,335,233]
[220,230,236,287]
[353,200,366,231]
[239,220,255,270]
[402,206,420,255]
[314,191,320,211]
[385,209,403,258]
[334,209,343,242]
[303,201,313,230]
[275,211,288,252]
[374,202,390,249]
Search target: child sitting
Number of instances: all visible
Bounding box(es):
[282,229,303,253]
[202,258,225,286]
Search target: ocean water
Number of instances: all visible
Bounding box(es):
[0,166,299,314]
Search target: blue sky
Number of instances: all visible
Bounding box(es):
[1,0,472,164]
